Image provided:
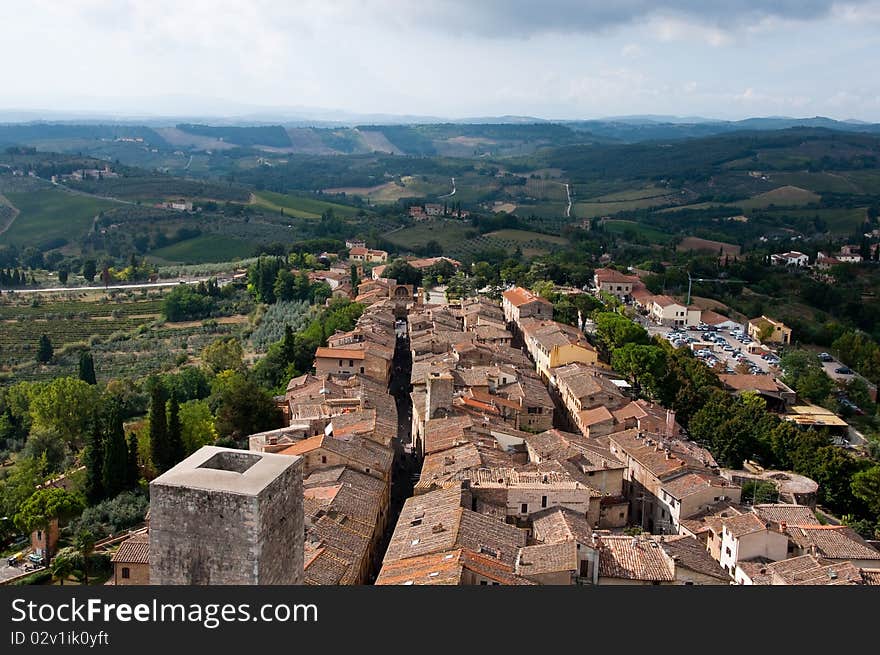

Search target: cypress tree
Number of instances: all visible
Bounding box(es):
[83,415,105,504]
[101,402,128,497]
[167,395,184,467]
[149,382,169,473]
[78,351,97,385]
[126,433,140,489]
[281,324,296,364]
[36,334,53,363]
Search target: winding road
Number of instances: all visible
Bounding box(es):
[564,182,572,218]
[438,177,456,198]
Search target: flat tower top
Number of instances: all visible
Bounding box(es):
[150,445,301,496]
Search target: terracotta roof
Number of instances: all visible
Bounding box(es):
[752,505,818,525]
[785,525,880,561]
[516,542,578,577]
[314,347,366,360]
[531,506,597,548]
[662,471,736,500]
[660,535,727,581]
[719,374,782,393]
[502,287,551,308]
[701,310,736,326]
[723,512,775,538]
[595,268,639,284]
[652,294,685,308]
[862,569,880,585]
[597,536,675,581]
[374,549,464,585]
[765,555,864,585]
[577,405,614,428]
[111,533,149,564]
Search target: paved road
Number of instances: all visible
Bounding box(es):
[438,177,456,198]
[0,563,44,585]
[564,183,572,218]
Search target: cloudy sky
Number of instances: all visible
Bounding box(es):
[3,0,880,121]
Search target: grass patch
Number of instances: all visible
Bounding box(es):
[150,234,253,264]
[573,195,677,219]
[761,207,868,234]
[602,220,673,244]
[0,189,117,247]
[484,229,567,245]
[735,185,821,209]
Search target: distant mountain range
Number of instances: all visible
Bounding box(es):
[2,105,880,151]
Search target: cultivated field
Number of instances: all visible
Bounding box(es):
[677,236,742,256]
[251,191,362,218]
[149,234,254,264]
[735,185,821,209]
[0,189,117,247]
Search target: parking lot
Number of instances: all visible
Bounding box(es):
[645,322,777,375]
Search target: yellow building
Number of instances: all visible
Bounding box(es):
[747,316,791,345]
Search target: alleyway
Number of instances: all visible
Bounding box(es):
[368,317,419,581]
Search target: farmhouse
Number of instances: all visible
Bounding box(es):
[770,251,809,267]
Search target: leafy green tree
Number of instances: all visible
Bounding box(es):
[593,312,649,355]
[13,488,84,560]
[78,351,97,385]
[50,547,78,585]
[383,258,422,287]
[179,400,218,455]
[213,373,281,441]
[82,259,97,282]
[273,269,297,302]
[36,334,53,363]
[611,343,668,399]
[201,337,244,375]
[22,427,68,474]
[852,465,880,517]
[741,480,780,504]
[28,377,99,449]
[161,285,216,321]
[780,350,834,403]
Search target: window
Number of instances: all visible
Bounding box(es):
[360,367,365,374]
[349,359,354,367]
[480,580,488,586]
[541,496,548,508]
[619,512,625,519]
[321,456,327,464]
[725,547,731,557]
[338,359,343,367]
[121,567,130,579]
[365,468,371,474]
[521,503,528,514]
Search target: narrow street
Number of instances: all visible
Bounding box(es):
[368,317,419,581]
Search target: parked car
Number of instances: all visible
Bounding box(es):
[818,352,833,362]
[835,366,854,375]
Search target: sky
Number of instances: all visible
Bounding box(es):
[2,0,880,122]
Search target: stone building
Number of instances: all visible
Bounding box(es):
[111,531,150,585]
[149,446,304,585]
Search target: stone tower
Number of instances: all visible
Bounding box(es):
[426,370,454,419]
[149,446,303,585]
